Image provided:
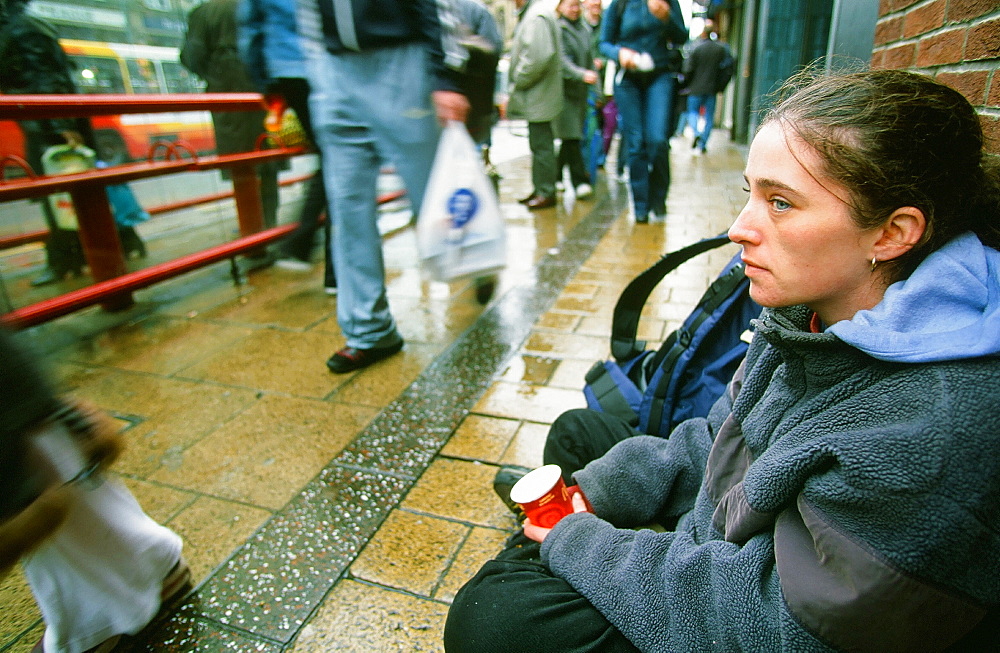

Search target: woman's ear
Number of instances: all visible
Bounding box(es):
[873,206,926,262]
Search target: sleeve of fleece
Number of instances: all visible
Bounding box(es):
[539,513,783,651]
[573,381,734,527]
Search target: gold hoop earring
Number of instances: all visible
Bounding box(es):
[871,257,878,272]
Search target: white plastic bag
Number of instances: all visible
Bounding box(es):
[41,144,97,230]
[417,121,506,282]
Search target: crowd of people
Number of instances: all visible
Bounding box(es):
[6,1,1000,652]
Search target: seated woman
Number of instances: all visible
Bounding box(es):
[444,68,1000,652]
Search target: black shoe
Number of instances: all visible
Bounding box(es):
[326,340,403,373]
[30,268,64,286]
[692,136,701,150]
[474,275,496,305]
[493,465,532,516]
[525,195,556,210]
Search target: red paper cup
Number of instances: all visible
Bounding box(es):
[510,464,580,528]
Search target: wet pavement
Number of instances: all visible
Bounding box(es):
[0,125,747,652]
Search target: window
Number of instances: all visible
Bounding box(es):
[68,55,126,94]
[126,59,162,93]
[162,61,205,94]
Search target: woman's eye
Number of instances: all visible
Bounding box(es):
[771,198,792,211]
[741,186,750,194]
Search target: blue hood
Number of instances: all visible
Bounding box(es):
[828,232,1000,363]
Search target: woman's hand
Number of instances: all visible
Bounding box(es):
[647,0,671,21]
[60,398,125,472]
[618,47,639,70]
[523,492,589,543]
[583,70,599,85]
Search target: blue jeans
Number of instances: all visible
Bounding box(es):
[685,93,716,151]
[615,71,676,218]
[306,43,439,349]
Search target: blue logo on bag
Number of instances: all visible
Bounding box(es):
[447,188,478,228]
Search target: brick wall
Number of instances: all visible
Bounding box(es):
[872,0,1000,154]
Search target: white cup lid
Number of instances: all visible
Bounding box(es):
[509,464,563,504]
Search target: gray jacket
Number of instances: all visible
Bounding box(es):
[542,230,1000,653]
[507,0,563,123]
[554,15,593,140]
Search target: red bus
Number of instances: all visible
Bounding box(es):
[1,39,216,176]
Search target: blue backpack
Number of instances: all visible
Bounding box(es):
[584,234,761,437]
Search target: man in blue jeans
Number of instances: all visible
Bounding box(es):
[297,0,469,373]
[599,0,686,223]
[682,21,731,154]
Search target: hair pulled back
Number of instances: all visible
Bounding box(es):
[763,67,1000,281]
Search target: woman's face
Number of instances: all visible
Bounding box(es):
[728,121,884,325]
[559,0,582,20]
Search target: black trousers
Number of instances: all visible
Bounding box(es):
[558,138,591,188]
[444,409,641,653]
[527,121,557,199]
[271,77,335,287]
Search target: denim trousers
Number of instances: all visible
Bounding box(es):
[686,93,717,150]
[306,43,439,349]
[615,70,676,218]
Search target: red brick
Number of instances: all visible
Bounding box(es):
[871,48,888,68]
[903,0,946,38]
[946,0,1000,22]
[879,0,893,18]
[883,42,917,68]
[889,0,922,11]
[936,70,990,105]
[876,15,905,45]
[916,28,966,66]
[980,113,1000,156]
[988,72,1000,108]
[966,18,1000,60]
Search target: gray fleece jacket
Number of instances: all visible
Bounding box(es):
[542,232,1000,651]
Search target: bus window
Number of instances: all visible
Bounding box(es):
[162,61,205,94]
[126,59,161,94]
[69,55,127,94]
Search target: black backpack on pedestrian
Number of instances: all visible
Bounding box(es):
[716,44,736,93]
[583,234,761,436]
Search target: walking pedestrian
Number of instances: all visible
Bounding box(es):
[508,0,563,211]
[599,0,686,223]
[296,0,469,373]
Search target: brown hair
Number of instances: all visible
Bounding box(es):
[763,67,1000,281]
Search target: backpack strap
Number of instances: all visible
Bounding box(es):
[644,258,748,431]
[611,233,734,362]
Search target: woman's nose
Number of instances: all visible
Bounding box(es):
[728,205,755,245]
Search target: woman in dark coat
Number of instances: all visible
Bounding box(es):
[181,0,279,229]
[554,0,598,199]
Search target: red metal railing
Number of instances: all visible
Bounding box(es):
[0,94,406,329]
[0,173,316,252]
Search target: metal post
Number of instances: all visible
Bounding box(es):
[230,164,266,257]
[69,184,132,311]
